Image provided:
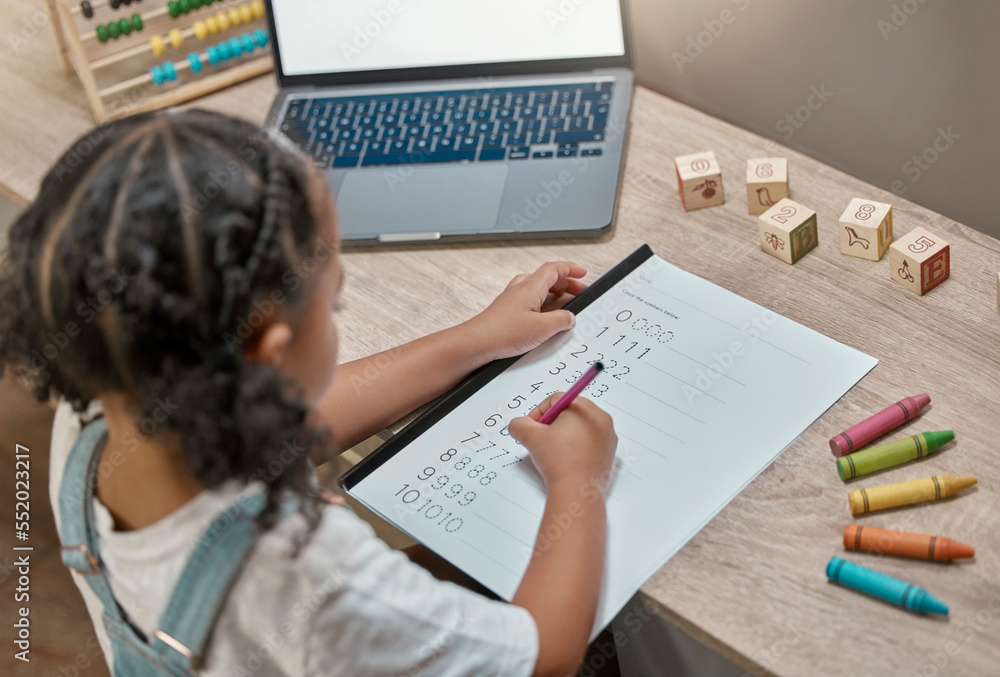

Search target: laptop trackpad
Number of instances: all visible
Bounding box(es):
[336,165,509,237]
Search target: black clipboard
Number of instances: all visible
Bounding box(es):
[339,243,654,493]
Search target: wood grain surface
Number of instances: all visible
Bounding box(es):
[2,1,999,673]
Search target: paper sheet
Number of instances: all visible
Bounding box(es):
[350,255,877,636]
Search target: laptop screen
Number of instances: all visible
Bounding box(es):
[271,0,626,78]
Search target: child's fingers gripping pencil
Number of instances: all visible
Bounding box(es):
[538,362,604,425]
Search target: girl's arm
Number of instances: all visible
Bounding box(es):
[509,394,617,677]
[315,261,587,451]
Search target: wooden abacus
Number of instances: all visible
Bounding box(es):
[45,0,273,122]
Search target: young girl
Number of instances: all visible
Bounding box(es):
[0,110,617,676]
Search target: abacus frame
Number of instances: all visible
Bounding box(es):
[46,0,272,123]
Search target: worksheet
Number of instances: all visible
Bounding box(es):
[345,247,877,636]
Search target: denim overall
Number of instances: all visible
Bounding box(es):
[58,418,265,675]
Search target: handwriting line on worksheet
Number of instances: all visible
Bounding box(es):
[599,401,686,443]
[458,536,522,577]
[618,381,708,425]
[641,283,811,364]
[642,361,729,403]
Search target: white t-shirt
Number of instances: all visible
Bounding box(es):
[49,401,538,676]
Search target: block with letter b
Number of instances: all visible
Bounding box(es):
[675,150,725,211]
[839,198,893,261]
[758,198,818,265]
[746,158,788,215]
[889,227,950,295]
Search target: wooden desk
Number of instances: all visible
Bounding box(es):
[3,2,999,674]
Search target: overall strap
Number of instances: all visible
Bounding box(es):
[152,490,268,673]
[57,417,121,614]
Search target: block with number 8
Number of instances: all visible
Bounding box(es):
[758,198,818,265]
[889,226,950,295]
[746,158,789,215]
[838,198,893,261]
[675,150,725,211]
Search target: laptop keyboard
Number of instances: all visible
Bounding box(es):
[277,81,613,169]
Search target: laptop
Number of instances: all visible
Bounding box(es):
[263,0,634,246]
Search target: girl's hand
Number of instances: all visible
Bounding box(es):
[463,261,588,363]
[508,392,617,493]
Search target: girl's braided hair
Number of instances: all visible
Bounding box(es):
[0,109,333,531]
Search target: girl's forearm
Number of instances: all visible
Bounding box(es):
[315,322,489,450]
[513,481,607,677]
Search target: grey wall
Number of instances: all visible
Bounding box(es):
[630,0,998,238]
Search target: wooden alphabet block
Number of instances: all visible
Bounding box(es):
[889,227,950,295]
[758,198,818,265]
[746,158,788,215]
[675,150,725,211]
[838,198,893,261]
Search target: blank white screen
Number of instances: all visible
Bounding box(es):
[272,0,625,77]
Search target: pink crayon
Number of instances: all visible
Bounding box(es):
[829,394,931,457]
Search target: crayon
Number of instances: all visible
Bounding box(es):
[849,474,977,515]
[843,525,975,562]
[826,557,949,615]
[830,393,931,457]
[837,430,954,480]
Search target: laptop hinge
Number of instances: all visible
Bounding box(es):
[377,232,442,243]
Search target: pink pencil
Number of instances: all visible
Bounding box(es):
[538,362,604,425]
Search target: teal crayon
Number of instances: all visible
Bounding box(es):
[826,557,948,615]
[837,430,955,480]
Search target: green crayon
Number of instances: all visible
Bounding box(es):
[837,431,954,480]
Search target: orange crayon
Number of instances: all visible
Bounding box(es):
[843,525,975,562]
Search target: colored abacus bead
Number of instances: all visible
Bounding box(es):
[131,14,143,30]
[241,33,254,53]
[228,37,242,56]
[205,16,219,33]
[193,20,207,40]
[150,34,165,56]
[228,7,240,26]
[188,52,203,72]
[216,12,229,31]
[163,61,177,81]
[251,0,265,19]
[123,0,132,5]
[167,1,180,18]
[81,1,94,19]
[169,28,184,48]
[118,18,131,35]
[253,29,267,47]
[239,4,252,23]
[108,21,120,39]
[217,41,231,60]
[179,0,191,15]
[151,64,165,86]
[109,0,120,9]
[96,24,109,42]
[206,45,220,65]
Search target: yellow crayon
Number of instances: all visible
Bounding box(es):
[849,474,977,515]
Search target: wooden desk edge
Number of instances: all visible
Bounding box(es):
[639,592,774,677]
[0,182,29,209]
